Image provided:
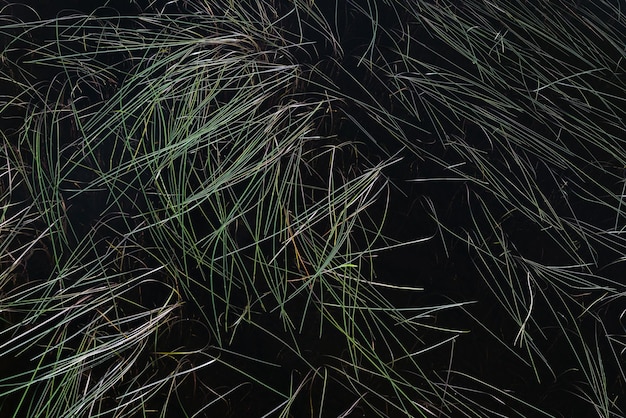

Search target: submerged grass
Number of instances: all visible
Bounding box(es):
[1,0,625,416]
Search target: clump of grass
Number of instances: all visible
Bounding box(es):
[1,0,625,417]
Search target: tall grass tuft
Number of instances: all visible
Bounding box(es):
[1,0,625,417]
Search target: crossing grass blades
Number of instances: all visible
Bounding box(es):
[1,0,625,416]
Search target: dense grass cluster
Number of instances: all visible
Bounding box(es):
[1,0,625,416]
